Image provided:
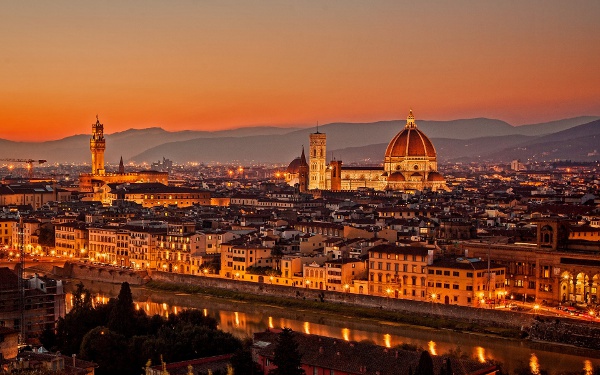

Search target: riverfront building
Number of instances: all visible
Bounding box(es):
[460,218,600,306]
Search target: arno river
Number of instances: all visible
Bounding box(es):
[67,280,600,375]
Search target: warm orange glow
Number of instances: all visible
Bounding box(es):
[0,3,598,141]
[342,328,350,341]
[530,353,540,375]
[428,341,437,356]
[476,347,486,363]
[384,334,391,348]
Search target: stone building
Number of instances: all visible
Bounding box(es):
[287,110,449,192]
[460,218,600,305]
[79,116,168,193]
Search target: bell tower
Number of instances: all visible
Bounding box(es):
[90,115,106,175]
[309,127,326,190]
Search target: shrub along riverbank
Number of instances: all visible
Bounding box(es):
[144,280,522,339]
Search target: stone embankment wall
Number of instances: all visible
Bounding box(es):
[55,262,149,285]
[529,318,600,350]
[149,270,532,329]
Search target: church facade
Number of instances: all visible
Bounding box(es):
[286,110,448,192]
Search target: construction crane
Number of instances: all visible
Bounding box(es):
[0,158,47,179]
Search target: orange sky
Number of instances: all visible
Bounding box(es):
[1,1,599,141]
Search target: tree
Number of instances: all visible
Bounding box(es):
[271,245,284,271]
[231,339,260,375]
[37,224,55,248]
[439,358,452,375]
[107,282,137,337]
[72,282,93,312]
[268,328,305,375]
[415,350,434,375]
[79,326,133,375]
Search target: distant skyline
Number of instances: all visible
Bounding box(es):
[1,1,599,141]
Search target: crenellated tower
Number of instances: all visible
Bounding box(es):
[90,115,106,175]
[309,128,326,190]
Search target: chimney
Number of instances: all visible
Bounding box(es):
[319,346,324,354]
[72,354,76,367]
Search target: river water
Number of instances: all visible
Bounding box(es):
[66,280,600,375]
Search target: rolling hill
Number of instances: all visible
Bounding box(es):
[0,116,598,164]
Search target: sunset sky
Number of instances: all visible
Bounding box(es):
[1,1,599,141]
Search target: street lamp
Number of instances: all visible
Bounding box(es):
[343,284,350,293]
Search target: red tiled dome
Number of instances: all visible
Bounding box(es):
[385,128,436,158]
[387,172,405,182]
[287,147,308,174]
[286,157,303,174]
[428,172,445,181]
[385,110,436,159]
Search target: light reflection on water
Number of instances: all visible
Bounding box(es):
[530,353,540,375]
[65,290,600,375]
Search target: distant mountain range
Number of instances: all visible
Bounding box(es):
[0,116,598,165]
[331,119,600,163]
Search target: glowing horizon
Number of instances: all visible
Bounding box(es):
[1,1,599,142]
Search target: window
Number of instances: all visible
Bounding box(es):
[453,284,459,290]
[453,271,460,277]
[444,283,450,289]
[466,272,473,278]
[466,285,473,291]
[435,270,442,275]
[443,271,450,276]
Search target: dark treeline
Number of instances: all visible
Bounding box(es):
[40,282,252,375]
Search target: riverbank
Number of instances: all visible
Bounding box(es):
[66,278,600,375]
[144,280,522,339]
[54,263,600,351]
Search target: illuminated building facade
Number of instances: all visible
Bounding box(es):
[79,116,169,193]
[287,110,449,192]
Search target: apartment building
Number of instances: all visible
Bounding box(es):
[368,244,432,300]
[427,258,507,307]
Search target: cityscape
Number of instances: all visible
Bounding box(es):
[1,2,600,375]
